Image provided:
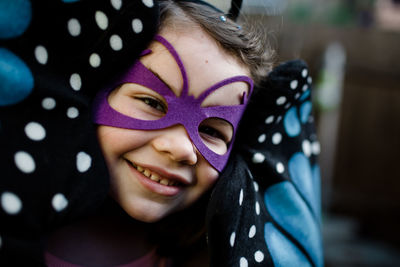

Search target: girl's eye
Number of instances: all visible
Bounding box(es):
[199,125,227,143]
[136,97,167,113]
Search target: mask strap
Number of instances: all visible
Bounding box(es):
[153,35,189,97]
[196,75,254,104]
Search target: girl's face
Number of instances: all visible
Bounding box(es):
[97,25,250,222]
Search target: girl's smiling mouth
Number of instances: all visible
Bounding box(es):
[125,159,190,196]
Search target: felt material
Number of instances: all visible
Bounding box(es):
[0,0,158,264]
[207,60,323,267]
[93,34,254,172]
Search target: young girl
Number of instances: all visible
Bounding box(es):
[45,0,273,266]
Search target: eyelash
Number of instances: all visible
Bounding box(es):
[135,96,167,113]
[199,125,228,143]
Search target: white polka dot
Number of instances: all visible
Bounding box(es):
[76,151,92,173]
[302,84,309,91]
[52,193,68,212]
[110,34,123,51]
[255,201,260,215]
[249,225,256,238]
[239,189,243,206]
[67,107,79,119]
[25,122,46,141]
[254,251,264,262]
[302,68,308,78]
[240,257,248,267]
[142,0,154,8]
[258,134,266,143]
[312,141,321,155]
[35,45,48,65]
[276,116,282,123]
[302,139,312,157]
[89,53,101,68]
[265,115,274,124]
[70,73,82,91]
[42,97,56,110]
[308,76,312,84]
[276,162,285,174]
[132,18,143,34]
[253,181,259,192]
[284,102,291,109]
[252,153,265,164]
[272,132,282,145]
[95,11,108,30]
[67,18,81,36]
[1,192,22,215]
[230,232,236,247]
[276,96,286,105]
[14,151,35,173]
[247,169,254,180]
[295,92,301,99]
[290,80,298,90]
[111,0,122,10]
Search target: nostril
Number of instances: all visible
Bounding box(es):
[181,148,197,166]
[152,127,198,165]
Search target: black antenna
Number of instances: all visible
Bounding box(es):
[176,0,244,21]
[176,0,225,13]
[228,0,243,21]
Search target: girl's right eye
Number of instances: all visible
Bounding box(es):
[108,84,168,120]
[135,96,167,114]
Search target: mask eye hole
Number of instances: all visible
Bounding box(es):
[108,83,168,121]
[199,118,233,155]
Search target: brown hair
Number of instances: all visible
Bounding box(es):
[158,0,275,86]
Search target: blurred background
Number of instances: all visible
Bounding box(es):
[212,0,400,265]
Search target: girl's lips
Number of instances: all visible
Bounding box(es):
[126,160,183,197]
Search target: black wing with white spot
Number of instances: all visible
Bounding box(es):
[207,60,323,267]
[0,0,158,264]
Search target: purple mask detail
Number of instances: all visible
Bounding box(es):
[93,35,253,171]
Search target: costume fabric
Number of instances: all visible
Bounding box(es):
[0,0,158,264]
[93,34,254,172]
[1,0,323,266]
[45,248,171,267]
[207,60,324,267]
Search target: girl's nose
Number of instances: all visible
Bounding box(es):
[152,125,197,165]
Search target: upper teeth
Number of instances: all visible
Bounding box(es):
[133,163,177,186]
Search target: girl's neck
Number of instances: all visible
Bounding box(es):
[45,198,157,266]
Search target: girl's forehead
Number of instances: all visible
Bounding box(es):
[140,41,182,96]
[141,28,251,105]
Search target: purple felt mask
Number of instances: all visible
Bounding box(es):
[93,35,253,171]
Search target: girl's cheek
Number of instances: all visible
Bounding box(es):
[197,160,219,187]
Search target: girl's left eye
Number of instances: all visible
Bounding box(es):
[199,125,227,143]
[136,97,167,113]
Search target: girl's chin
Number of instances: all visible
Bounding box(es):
[122,202,174,223]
